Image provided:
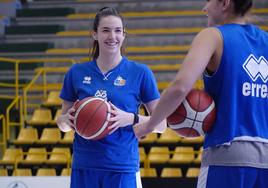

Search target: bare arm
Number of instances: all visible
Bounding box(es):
[56,100,75,132]
[134,28,222,137]
[138,99,167,133]
[108,99,166,133]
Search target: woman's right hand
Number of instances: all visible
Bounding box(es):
[56,107,76,132]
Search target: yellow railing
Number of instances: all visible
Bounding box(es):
[6,96,23,140]
[23,67,69,120]
[0,57,20,98]
[0,114,6,154]
[0,57,75,99]
[0,57,76,142]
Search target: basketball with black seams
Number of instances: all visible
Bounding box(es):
[167,89,216,138]
[73,97,114,140]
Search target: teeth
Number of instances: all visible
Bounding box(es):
[106,42,117,46]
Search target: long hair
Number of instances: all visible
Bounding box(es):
[91,7,125,60]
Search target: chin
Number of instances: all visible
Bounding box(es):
[105,49,120,55]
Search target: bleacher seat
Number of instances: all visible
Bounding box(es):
[36,128,61,144]
[0,148,23,165]
[42,91,62,107]
[139,133,158,144]
[20,147,47,165]
[181,136,204,144]
[147,147,170,164]
[193,147,203,164]
[61,168,71,176]
[26,108,53,126]
[36,168,56,176]
[0,168,8,176]
[46,147,71,165]
[140,168,157,178]
[13,127,38,145]
[169,146,195,164]
[160,168,183,178]
[157,128,181,144]
[12,168,32,176]
[59,130,74,144]
[186,167,200,178]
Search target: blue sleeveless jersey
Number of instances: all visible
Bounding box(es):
[203,24,268,148]
[60,57,160,172]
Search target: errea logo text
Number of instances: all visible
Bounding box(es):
[83,76,91,84]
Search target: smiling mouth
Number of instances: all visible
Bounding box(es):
[105,41,118,46]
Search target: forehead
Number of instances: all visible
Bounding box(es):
[98,16,123,28]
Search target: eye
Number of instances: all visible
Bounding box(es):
[115,29,123,33]
[102,29,110,33]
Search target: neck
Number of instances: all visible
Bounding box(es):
[96,54,122,73]
[224,14,247,25]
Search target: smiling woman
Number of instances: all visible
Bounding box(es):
[91,7,125,63]
[56,7,166,188]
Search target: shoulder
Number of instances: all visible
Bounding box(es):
[196,27,222,41]
[191,27,222,49]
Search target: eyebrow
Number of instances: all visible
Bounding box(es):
[100,27,123,30]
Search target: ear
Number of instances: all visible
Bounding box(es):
[91,31,97,41]
[122,30,126,40]
[221,0,231,11]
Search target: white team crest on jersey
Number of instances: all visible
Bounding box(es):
[82,76,91,84]
[95,90,107,99]
[243,54,268,83]
[114,76,126,86]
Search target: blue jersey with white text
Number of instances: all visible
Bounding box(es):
[203,24,268,148]
[60,57,160,172]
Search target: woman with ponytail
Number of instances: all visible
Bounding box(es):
[57,7,166,188]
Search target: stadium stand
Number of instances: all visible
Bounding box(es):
[0,0,267,187]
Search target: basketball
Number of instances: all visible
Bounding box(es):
[167,89,216,138]
[73,97,113,140]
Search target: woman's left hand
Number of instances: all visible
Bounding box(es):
[107,102,134,134]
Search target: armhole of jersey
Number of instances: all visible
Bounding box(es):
[203,27,224,79]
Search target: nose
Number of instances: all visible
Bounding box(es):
[202,4,208,12]
[109,30,116,38]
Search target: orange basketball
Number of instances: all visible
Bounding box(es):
[167,89,216,138]
[73,97,113,140]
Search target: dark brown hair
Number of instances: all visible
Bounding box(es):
[232,0,252,16]
[91,7,125,60]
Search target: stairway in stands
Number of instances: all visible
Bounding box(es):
[0,0,267,95]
